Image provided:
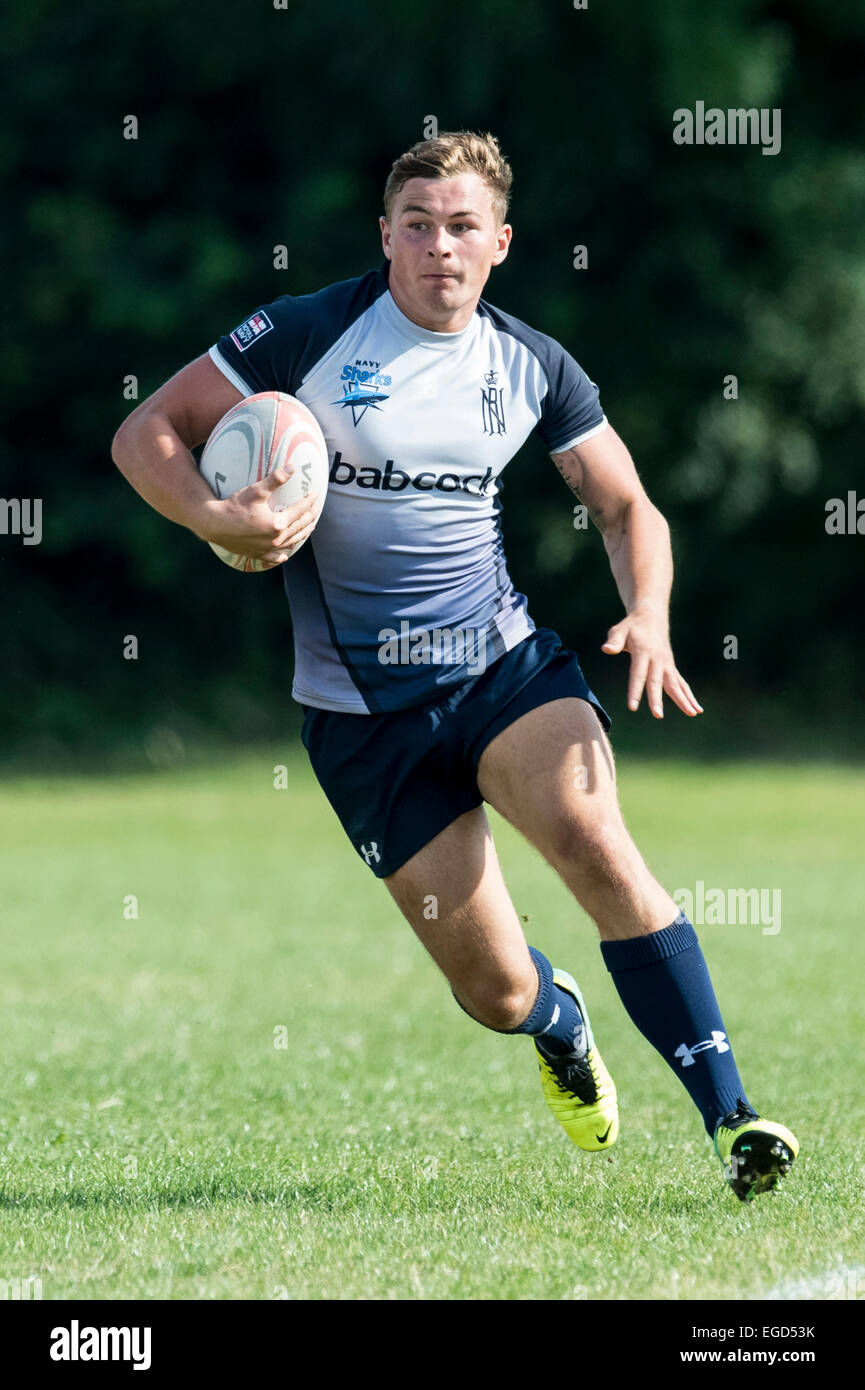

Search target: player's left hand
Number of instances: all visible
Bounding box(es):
[602,609,704,718]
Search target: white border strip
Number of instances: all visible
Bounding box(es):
[208,344,255,398]
[548,415,609,455]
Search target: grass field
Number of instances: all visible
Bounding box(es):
[0,751,862,1301]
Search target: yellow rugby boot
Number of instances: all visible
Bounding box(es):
[535,968,618,1152]
[713,1101,798,1201]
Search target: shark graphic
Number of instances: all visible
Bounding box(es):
[332,383,390,426]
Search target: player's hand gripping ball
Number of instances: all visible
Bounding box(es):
[199,392,329,571]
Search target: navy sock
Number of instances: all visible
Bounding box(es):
[509,947,586,1057]
[600,914,750,1136]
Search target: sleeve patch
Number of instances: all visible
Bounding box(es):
[230,311,274,352]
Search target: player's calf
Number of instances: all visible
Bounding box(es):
[453,976,538,1032]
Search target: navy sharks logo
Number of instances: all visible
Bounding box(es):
[334,382,390,425]
[333,359,391,426]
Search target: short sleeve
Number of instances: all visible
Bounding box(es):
[208,267,390,400]
[538,345,607,454]
[209,297,312,398]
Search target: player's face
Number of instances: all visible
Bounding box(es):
[380,173,511,332]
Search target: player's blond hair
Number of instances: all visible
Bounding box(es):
[383,131,513,227]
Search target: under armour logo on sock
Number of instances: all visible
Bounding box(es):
[674,1031,729,1067]
[537,1004,561,1036]
[360,841,381,865]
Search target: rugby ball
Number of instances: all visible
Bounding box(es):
[199,391,329,571]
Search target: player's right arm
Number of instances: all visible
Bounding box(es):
[111,353,319,567]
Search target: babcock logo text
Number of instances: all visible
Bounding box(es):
[329,451,496,495]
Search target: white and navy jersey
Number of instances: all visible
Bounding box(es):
[209,261,607,713]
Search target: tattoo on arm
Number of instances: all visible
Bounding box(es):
[552,452,607,533]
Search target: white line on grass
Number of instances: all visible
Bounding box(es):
[760,1265,865,1301]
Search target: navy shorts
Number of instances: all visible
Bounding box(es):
[299,627,611,878]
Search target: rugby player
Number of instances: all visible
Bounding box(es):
[112,131,797,1200]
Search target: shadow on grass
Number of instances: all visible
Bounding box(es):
[0,1178,358,1212]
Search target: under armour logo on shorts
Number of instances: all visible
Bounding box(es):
[360,841,381,865]
[674,1031,729,1067]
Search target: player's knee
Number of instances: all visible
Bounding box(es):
[553,815,628,885]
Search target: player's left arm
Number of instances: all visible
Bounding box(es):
[550,425,703,719]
